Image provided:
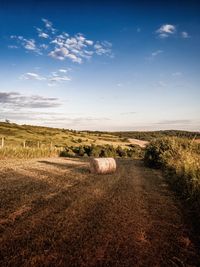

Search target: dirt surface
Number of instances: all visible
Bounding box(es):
[0,157,199,266]
[128,138,149,148]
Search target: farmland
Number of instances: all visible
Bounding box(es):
[1,157,200,266]
[0,122,200,266]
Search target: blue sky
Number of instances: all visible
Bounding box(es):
[0,0,200,131]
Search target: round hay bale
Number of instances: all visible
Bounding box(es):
[90,158,116,174]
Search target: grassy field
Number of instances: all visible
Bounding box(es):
[1,122,199,149]
[0,122,130,149]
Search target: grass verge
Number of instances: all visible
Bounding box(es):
[144,137,200,219]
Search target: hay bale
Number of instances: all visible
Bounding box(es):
[90,158,116,174]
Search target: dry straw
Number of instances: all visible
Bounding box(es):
[90,157,117,174]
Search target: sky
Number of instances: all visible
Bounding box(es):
[0,0,200,131]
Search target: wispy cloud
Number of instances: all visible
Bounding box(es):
[59,69,68,73]
[41,18,56,34]
[20,72,46,81]
[8,45,18,49]
[158,80,167,87]
[19,70,71,86]
[94,41,112,56]
[157,119,192,125]
[120,112,136,115]
[146,50,163,61]
[181,31,190,38]
[10,35,41,54]
[36,28,49,39]
[48,71,71,86]
[151,50,163,57]
[0,92,61,109]
[156,24,176,38]
[0,108,110,128]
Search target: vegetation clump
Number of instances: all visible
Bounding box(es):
[60,144,143,159]
[144,137,200,217]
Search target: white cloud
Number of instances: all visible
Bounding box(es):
[42,18,52,28]
[0,92,60,109]
[157,24,176,34]
[85,39,93,45]
[156,24,176,38]
[10,18,113,64]
[10,35,41,54]
[49,76,71,82]
[24,39,36,50]
[59,69,68,73]
[94,41,112,56]
[181,31,190,38]
[20,70,71,86]
[41,18,56,33]
[20,72,46,81]
[48,47,69,60]
[39,32,49,38]
[156,24,189,40]
[66,53,82,63]
[40,44,48,49]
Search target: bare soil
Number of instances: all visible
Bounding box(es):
[0,157,199,266]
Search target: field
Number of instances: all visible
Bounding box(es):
[1,122,200,266]
[0,122,132,149]
[1,122,199,150]
[1,157,200,266]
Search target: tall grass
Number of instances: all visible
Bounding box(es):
[0,147,60,159]
[144,137,200,216]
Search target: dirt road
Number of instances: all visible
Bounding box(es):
[0,158,199,266]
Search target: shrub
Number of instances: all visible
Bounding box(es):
[144,137,179,168]
[144,137,200,216]
[60,144,143,159]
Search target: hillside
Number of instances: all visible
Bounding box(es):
[0,122,129,148]
[0,122,199,148]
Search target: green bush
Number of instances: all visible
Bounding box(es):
[144,137,179,168]
[60,144,143,159]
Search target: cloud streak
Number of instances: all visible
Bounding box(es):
[0,92,61,109]
[157,119,192,125]
[19,70,71,86]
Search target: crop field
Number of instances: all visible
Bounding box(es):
[0,157,200,266]
[0,123,200,266]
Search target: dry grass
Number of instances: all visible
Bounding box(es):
[0,157,200,266]
[0,147,60,159]
[128,138,149,148]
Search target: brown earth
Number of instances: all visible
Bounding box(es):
[0,157,199,266]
